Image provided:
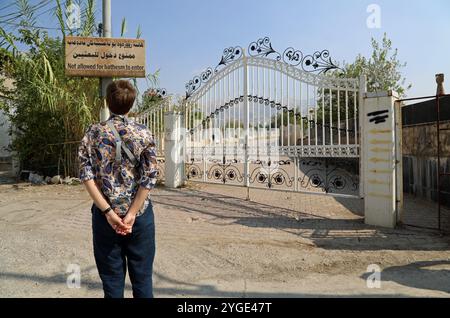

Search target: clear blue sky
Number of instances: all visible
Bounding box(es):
[4,0,450,97]
[111,0,450,98]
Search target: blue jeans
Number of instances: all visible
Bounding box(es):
[91,203,155,298]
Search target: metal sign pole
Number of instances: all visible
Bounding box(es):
[100,0,112,122]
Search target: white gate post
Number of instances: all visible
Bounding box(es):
[362,90,403,228]
[164,111,185,188]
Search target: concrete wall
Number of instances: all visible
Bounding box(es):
[0,77,15,172]
[0,106,13,173]
[402,121,450,157]
[0,109,11,159]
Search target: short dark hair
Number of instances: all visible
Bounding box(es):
[106,80,136,115]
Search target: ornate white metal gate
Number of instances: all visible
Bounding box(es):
[183,37,365,198]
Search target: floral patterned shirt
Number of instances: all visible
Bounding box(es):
[78,114,158,216]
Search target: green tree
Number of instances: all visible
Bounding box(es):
[0,0,153,177]
[0,1,100,177]
[135,71,164,114]
[339,33,411,97]
[310,33,410,140]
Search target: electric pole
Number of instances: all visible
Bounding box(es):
[100,0,112,121]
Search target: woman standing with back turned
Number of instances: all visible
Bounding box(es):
[78,80,158,298]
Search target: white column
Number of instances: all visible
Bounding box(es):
[164,111,185,188]
[362,91,402,228]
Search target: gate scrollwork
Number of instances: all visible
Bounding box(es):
[185,36,342,98]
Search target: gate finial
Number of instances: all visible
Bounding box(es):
[436,73,445,96]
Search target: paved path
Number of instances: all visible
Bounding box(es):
[0,183,450,297]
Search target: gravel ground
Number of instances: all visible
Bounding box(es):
[0,182,450,298]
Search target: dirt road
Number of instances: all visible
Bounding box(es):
[0,183,449,297]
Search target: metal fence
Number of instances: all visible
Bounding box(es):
[134,96,172,183]
[398,93,450,232]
